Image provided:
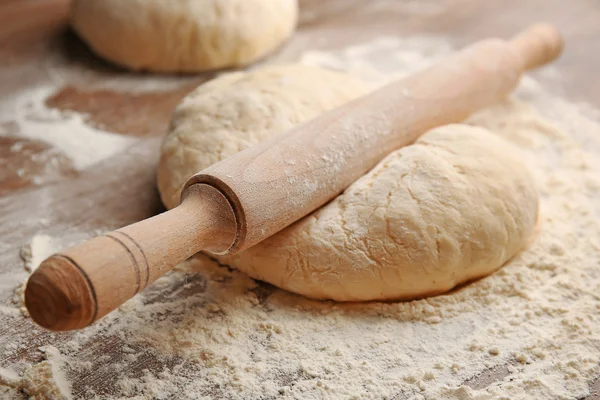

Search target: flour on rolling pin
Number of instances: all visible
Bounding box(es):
[4,35,600,400]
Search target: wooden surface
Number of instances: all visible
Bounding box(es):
[1,0,600,398]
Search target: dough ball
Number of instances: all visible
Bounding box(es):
[71,0,298,72]
[221,125,539,301]
[158,65,539,301]
[157,65,371,208]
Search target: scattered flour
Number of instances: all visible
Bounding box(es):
[19,234,60,273]
[300,36,453,84]
[2,36,600,400]
[0,38,186,189]
[1,346,72,400]
[0,85,136,171]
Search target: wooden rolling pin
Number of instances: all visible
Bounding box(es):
[25,23,563,331]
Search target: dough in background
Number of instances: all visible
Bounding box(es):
[71,0,298,72]
[158,65,539,301]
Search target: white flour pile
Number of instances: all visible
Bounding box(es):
[2,36,600,399]
[1,346,72,400]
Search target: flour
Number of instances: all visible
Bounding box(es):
[0,85,136,171]
[300,36,453,85]
[20,235,60,273]
[300,0,448,26]
[1,346,73,400]
[3,36,600,400]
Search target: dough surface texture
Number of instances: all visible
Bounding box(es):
[158,65,371,208]
[158,65,539,301]
[71,0,298,72]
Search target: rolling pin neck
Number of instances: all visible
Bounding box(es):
[180,184,238,253]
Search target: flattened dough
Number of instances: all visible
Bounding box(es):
[158,65,539,301]
[71,0,298,72]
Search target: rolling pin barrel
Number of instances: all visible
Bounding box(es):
[25,24,563,331]
[185,23,563,254]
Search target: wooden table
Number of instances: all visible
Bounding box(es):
[1,0,599,398]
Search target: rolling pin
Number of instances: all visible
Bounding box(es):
[25,23,563,331]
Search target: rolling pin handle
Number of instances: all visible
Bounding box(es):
[25,255,96,332]
[509,22,564,71]
[25,184,237,331]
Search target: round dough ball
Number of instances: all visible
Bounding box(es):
[71,0,298,72]
[158,65,539,301]
[158,65,371,208]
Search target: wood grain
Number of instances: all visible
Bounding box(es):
[1,0,599,398]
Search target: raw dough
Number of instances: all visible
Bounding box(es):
[157,65,539,301]
[70,0,298,72]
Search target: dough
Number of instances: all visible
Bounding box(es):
[70,0,298,72]
[157,65,539,301]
